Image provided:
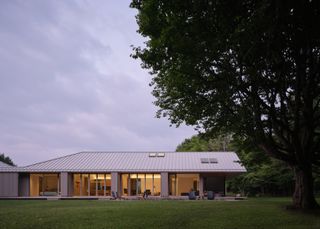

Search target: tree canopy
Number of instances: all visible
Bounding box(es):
[176,134,233,152]
[131,0,320,209]
[0,153,15,166]
[176,135,295,196]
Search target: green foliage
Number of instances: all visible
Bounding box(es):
[176,135,294,196]
[176,134,234,152]
[131,0,320,208]
[131,0,320,166]
[0,153,14,166]
[228,150,294,196]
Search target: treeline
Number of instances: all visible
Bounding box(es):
[177,135,320,197]
[0,153,15,166]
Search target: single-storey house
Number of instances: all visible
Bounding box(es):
[0,151,246,198]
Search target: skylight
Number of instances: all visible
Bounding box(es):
[200,158,209,163]
[209,158,218,163]
[201,158,218,164]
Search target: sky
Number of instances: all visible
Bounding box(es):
[0,0,195,166]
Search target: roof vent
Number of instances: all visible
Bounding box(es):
[149,153,156,157]
[201,158,209,163]
[157,153,165,157]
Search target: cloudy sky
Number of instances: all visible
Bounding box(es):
[0,0,195,166]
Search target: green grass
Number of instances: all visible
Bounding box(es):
[0,198,319,229]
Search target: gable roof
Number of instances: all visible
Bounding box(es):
[0,151,246,173]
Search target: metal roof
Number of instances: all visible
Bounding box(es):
[0,151,246,173]
[0,161,13,168]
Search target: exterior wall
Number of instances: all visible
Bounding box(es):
[160,172,168,197]
[199,175,204,196]
[60,172,69,197]
[18,173,30,197]
[0,173,18,197]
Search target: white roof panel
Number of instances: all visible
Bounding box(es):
[0,161,13,168]
[0,151,246,173]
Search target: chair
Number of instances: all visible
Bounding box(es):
[111,191,118,200]
[188,191,196,200]
[207,191,215,200]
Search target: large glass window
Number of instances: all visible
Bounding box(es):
[130,174,138,195]
[153,174,161,196]
[81,174,89,196]
[121,174,129,196]
[146,174,153,195]
[169,174,199,196]
[73,173,111,196]
[90,174,96,196]
[30,174,59,196]
[121,173,161,196]
[169,174,176,196]
[73,174,81,196]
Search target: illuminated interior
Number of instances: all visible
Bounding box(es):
[73,173,111,196]
[121,173,161,196]
[169,174,199,196]
[30,173,59,196]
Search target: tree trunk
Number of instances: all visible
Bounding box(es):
[292,166,319,209]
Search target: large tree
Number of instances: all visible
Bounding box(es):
[131,0,320,209]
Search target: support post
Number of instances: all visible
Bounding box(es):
[111,172,120,196]
[161,172,168,197]
[60,172,69,197]
[199,175,204,197]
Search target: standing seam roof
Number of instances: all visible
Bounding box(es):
[0,151,247,173]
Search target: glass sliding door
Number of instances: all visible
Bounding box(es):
[153,174,161,196]
[121,174,129,196]
[169,174,199,196]
[104,174,111,196]
[72,173,111,196]
[123,173,162,196]
[138,174,145,195]
[29,174,59,196]
[130,174,138,195]
[169,174,176,196]
[81,174,89,196]
[73,174,80,196]
[89,174,97,196]
[145,174,153,195]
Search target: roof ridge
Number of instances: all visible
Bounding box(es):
[78,151,235,153]
[23,152,83,168]
[22,151,236,167]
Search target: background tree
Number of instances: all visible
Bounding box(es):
[176,135,295,196]
[176,134,234,152]
[131,0,320,209]
[0,153,15,166]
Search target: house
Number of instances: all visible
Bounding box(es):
[0,151,246,198]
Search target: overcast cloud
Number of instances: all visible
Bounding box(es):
[0,0,195,166]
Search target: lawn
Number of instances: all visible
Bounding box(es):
[0,198,319,229]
